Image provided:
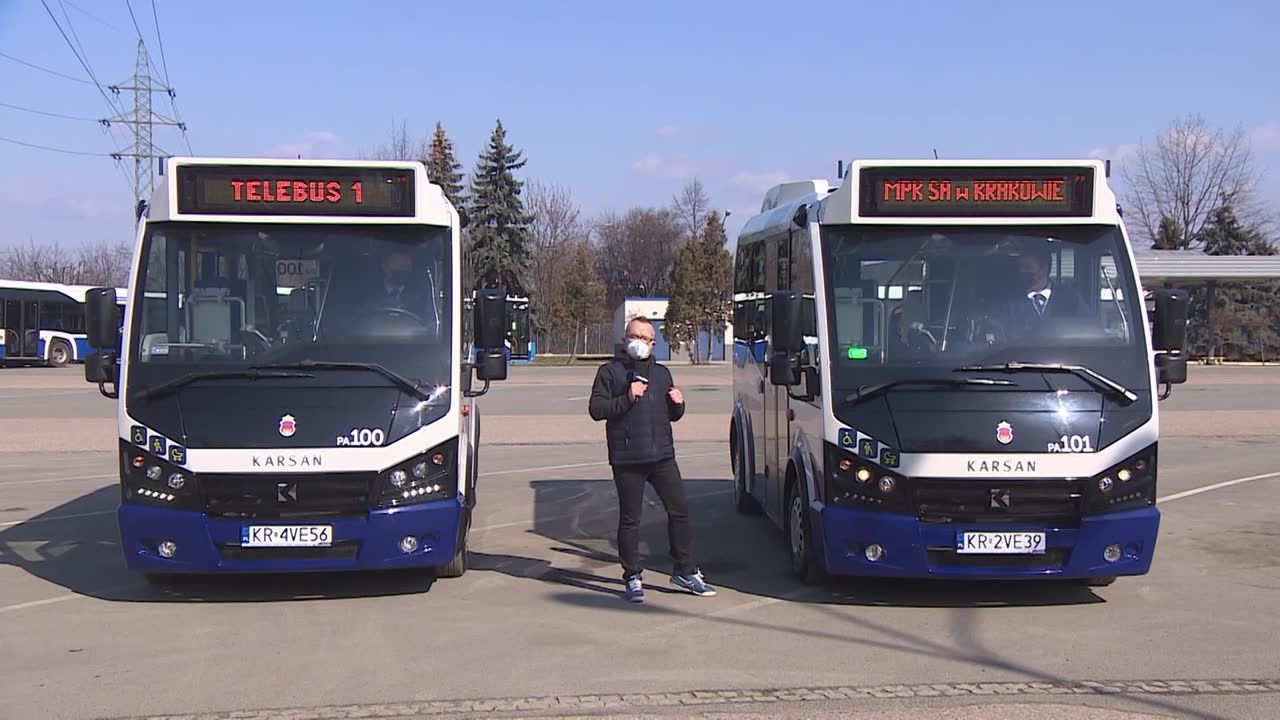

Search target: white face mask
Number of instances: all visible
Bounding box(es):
[625,338,652,360]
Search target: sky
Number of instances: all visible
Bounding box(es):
[1,0,1278,248]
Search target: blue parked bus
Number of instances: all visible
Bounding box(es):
[730,160,1190,587]
[0,280,125,367]
[80,157,509,581]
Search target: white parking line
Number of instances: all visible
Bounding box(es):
[0,510,115,528]
[0,473,117,487]
[1159,471,1280,503]
[477,450,721,479]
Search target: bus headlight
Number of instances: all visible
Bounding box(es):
[120,440,199,509]
[1086,445,1157,514]
[824,442,910,513]
[376,438,458,508]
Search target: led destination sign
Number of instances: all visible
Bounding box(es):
[859,167,1095,218]
[176,165,415,216]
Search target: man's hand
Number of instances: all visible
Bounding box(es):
[629,381,648,401]
[667,386,684,405]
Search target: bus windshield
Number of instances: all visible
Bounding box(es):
[128,222,452,388]
[821,225,1150,391]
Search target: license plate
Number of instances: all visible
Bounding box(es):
[956,531,1046,555]
[241,525,332,547]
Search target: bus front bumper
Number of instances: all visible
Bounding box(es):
[816,505,1159,580]
[117,500,461,574]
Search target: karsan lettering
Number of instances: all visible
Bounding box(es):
[251,454,323,468]
[966,459,1038,473]
[229,179,361,204]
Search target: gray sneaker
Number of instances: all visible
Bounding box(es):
[623,575,645,603]
[671,570,717,597]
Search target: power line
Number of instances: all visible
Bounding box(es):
[39,0,125,116]
[0,50,94,85]
[0,100,100,121]
[0,135,115,156]
[149,0,172,86]
[145,0,192,155]
[62,0,130,35]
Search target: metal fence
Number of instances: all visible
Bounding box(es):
[534,322,617,356]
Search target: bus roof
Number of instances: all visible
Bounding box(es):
[146,157,457,227]
[0,279,126,303]
[740,160,1121,243]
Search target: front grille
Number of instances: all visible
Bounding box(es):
[202,473,375,518]
[914,479,1085,525]
[216,540,360,562]
[927,547,1068,569]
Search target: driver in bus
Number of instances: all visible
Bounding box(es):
[998,248,1089,337]
[380,250,418,309]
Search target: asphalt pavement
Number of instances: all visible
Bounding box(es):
[0,364,1278,719]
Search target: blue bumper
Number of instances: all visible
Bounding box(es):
[118,500,461,574]
[816,505,1159,580]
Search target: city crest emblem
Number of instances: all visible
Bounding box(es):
[279,414,297,438]
[995,420,1014,445]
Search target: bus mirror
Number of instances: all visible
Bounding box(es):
[474,348,508,383]
[771,291,803,355]
[1152,288,1188,352]
[474,289,507,350]
[84,350,118,397]
[769,352,800,386]
[1156,352,1187,386]
[85,288,120,350]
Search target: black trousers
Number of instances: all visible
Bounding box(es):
[612,458,695,579]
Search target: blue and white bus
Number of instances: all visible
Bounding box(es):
[81,157,509,581]
[730,160,1190,586]
[0,280,125,367]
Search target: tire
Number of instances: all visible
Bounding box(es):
[438,517,469,578]
[732,435,761,515]
[48,340,71,368]
[785,480,824,585]
[1082,576,1117,587]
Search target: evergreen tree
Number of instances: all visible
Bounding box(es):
[467,120,532,294]
[664,241,702,361]
[1187,203,1280,358]
[549,244,606,361]
[425,122,466,213]
[1153,216,1184,250]
[695,211,733,359]
[1198,204,1274,256]
[664,210,733,363]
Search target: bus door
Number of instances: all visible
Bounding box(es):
[763,233,787,519]
[4,299,40,358]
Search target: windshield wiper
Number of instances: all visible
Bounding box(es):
[956,361,1138,404]
[844,377,1014,407]
[137,369,315,401]
[249,360,432,401]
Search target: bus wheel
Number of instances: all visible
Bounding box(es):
[48,340,71,367]
[438,521,469,578]
[1081,576,1116,587]
[732,439,761,515]
[785,482,823,585]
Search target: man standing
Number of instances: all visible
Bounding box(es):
[589,317,716,603]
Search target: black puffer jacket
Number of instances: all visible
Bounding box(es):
[588,351,685,466]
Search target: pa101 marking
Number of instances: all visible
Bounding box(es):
[336,428,385,447]
[1048,434,1094,453]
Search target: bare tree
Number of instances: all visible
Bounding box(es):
[672,177,710,240]
[592,207,684,306]
[526,180,583,328]
[368,120,417,161]
[1123,115,1262,249]
[1,238,131,287]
